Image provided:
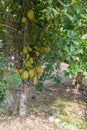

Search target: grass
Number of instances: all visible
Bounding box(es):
[48,93,87,130]
[0,84,87,130]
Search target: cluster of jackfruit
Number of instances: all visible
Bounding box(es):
[14,44,50,82]
[14,45,44,80]
[14,66,43,80]
[22,9,35,23]
[21,66,43,80]
[21,9,53,24]
[40,46,51,53]
[21,45,50,59]
[14,66,43,82]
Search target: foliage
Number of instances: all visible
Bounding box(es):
[0,51,21,102]
[0,0,87,80]
[0,0,87,115]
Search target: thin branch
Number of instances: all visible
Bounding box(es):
[57,0,74,6]
[23,18,29,46]
[0,23,23,35]
[37,22,48,42]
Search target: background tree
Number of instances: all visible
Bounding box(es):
[0,0,87,116]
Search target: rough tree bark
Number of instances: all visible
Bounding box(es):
[73,72,83,90]
[19,0,30,116]
[19,80,30,117]
[19,18,29,116]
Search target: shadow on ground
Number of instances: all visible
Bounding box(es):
[0,62,87,130]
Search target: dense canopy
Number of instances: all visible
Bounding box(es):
[0,0,87,116]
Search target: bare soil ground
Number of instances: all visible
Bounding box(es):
[0,63,87,130]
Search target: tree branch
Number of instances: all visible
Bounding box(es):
[23,18,29,46]
[57,0,74,6]
[0,23,23,35]
[37,21,47,42]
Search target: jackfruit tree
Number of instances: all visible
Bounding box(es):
[0,0,87,116]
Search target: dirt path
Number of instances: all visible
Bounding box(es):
[0,63,87,130]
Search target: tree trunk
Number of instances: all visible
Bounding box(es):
[19,80,30,117]
[73,72,83,90]
[19,0,30,117]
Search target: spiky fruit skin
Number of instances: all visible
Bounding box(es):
[23,47,28,54]
[19,69,24,74]
[14,68,19,73]
[36,51,39,57]
[35,66,43,74]
[40,46,50,53]
[27,46,32,52]
[22,17,26,23]
[29,69,35,78]
[21,71,29,80]
[43,46,51,53]
[27,10,35,21]
[24,61,31,67]
[29,57,33,64]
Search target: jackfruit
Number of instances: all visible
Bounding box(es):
[29,57,33,64]
[35,66,43,74]
[23,47,28,54]
[27,46,32,52]
[40,47,44,52]
[46,46,51,52]
[26,54,30,59]
[27,10,35,21]
[25,61,31,67]
[36,51,39,57]
[28,69,35,78]
[43,46,50,53]
[19,69,24,73]
[22,17,26,23]
[14,68,19,73]
[21,71,29,80]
